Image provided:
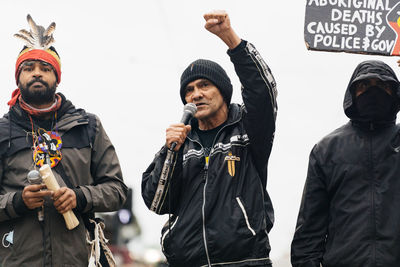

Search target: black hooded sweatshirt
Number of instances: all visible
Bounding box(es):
[291,60,400,267]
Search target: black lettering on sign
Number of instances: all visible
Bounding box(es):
[305,0,400,56]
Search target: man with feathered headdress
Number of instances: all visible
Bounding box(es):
[0,15,127,266]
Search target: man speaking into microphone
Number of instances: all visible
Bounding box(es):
[142,10,277,267]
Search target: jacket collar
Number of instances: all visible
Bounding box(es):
[187,103,242,139]
[351,119,395,131]
[6,93,85,132]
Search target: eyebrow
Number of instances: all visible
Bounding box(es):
[192,79,209,87]
[186,79,212,91]
[197,79,208,84]
[21,61,51,67]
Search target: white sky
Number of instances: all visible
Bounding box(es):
[1,0,399,265]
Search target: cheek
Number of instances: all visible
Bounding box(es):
[18,74,28,86]
[45,74,57,83]
[184,93,192,103]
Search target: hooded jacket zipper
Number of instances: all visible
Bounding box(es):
[188,116,242,267]
[368,134,376,264]
[186,136,212,266]
[202,161,211,267]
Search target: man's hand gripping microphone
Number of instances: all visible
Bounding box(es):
[27,170,44,222]
[170,103,197,151]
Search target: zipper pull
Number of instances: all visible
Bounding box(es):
[202,157,209,181]
[204,156,209,170]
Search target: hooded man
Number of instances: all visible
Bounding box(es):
[142,10,277,267]
[0,15,127,266]
[291,60,400,267]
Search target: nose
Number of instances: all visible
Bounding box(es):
[191,87,203,101]
[32,66,42,78]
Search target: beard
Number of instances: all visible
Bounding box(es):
[19,78,57,106]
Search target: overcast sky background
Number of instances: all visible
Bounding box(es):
[1,0,399,265]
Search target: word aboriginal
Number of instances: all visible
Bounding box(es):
[308,0,391,10]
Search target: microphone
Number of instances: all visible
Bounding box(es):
[27,170,44,221]
[170,103,197,151]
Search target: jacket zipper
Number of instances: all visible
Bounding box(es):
[202,162,211,267]
[186,136,212,266]
[190,117,241,267]
[368,135,376,264]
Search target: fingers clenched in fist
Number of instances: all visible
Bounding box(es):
[166,123,192,151]
[203,10,241,50]
[53,187,77,214]
[22,184,52,210]
[203,10,230,34]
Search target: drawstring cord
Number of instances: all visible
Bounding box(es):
[8,113,12,149]
[28,114,36,146]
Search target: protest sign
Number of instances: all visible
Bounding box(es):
[305,0,400,56]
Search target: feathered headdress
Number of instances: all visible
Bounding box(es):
[14,14,61,85]
[7,14,62,107]
[14,14,56,50]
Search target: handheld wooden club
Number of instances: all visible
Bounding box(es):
[39,164,79,230]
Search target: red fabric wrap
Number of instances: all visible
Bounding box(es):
[7,88,21,107]
[19,94,62,117]
[15,49,61,84]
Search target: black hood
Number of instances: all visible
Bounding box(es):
[344,60,400,121]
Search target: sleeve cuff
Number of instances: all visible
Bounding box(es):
[12,191,30,215]
[73,187,87,212]
[227,39,246,55]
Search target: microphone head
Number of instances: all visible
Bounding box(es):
[27,170,42,185]
[183,103,197,116]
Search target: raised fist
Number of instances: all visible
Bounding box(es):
[203,10,241,50]
[204,10,231,36]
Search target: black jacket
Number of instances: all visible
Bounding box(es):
[142,40,277,267]
[291,60,400,267]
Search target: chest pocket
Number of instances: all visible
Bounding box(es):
[62,124,93,149]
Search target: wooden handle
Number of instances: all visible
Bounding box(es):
[39,164,80,230]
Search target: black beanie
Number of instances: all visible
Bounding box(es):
[180,59,233,105]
